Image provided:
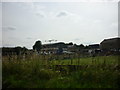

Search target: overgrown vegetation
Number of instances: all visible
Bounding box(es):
[2,55,120,88]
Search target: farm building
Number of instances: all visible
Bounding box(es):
[88,44,100,49]
[42,42,67,48]
[100,37,120,51]
[87,44,101,56]
[41,42,74,54]
[40,48,59,54]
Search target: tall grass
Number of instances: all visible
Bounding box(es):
[2,55,120,88]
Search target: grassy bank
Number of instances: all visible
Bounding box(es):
[2,55,120,88]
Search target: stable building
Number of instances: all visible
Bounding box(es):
[100,37,120,51]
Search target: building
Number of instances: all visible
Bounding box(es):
[40,42,75,54]
[40,48,59,54]
[88,44,100,49]
[100,37,120,51]
[87,44,101,56]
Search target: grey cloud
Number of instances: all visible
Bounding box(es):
[56,11,68,17]
[74,38,80,41]
[3,43,15,47]
[2,26,16,31]
[83,41,95,45]
[26,37,33,39]
[36,13,45,17]
[74,37,84,41]
[7,27,16,30]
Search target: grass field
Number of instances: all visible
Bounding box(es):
[50,55,119,65]
[2,55,120,88]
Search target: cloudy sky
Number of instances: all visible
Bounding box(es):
[1,1,118,49]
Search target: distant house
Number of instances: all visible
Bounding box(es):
[41,42,65,54]
[88,44,101,56]
[42,42,66,48]
[67,46,79,53]
[100,37,120,51]
[40,48,59,54]
[88,44,100,49]
[41,42,74,54]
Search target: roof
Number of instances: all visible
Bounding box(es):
[100,37,120,44]
[88,44,100,49]
[100,37,120,49]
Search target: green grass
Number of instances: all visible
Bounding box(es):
[2,55,120,88]
[50,55,119,65]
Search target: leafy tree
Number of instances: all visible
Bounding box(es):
[68,42,73,45]
[79,44,85,49]
[33,40,42,53]
[74,44,78,47]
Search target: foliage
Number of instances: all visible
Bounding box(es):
[33,40,42,52]
[2,55,120,88]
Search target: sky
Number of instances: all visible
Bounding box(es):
[1,0,118,49]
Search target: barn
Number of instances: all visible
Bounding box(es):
[100,37,120,51]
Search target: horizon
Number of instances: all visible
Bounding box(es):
[1,1,118,49]
[1,36,120,49]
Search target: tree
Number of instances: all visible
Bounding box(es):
[68,42,73,45]
[79,44,85,49]
[74,44,78,47]
[33,40,42,53]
